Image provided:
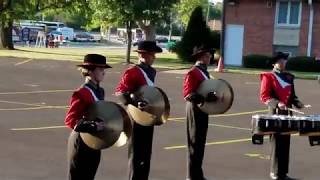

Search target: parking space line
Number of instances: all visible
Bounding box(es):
[9,108,266,131]
[165,134,300,150]
[0,100,67,108]
[164,137,252,150]
[14,59,33,66]
[0,89,74,95]
[0,100,68,111]
[169,119,251,131]
[11,125,66,131]
[168,109,268,121]
[212,109,269,117]
[0,105,68,111]
[0,100,48,107]
[244,153,270,160]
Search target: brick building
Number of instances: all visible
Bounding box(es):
[223,0,320,66]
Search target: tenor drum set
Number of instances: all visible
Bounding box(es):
[251,114,320,146]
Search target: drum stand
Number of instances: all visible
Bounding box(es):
[309,136,320,146]
[252,134,264,145]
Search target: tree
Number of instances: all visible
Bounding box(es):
[176,0,207,27]
[88,0,135,63]
[43,9,90,30]
[176,6,220,63]
[88,0,178,63]
[132,0,177,41]
[0,0,88,49]
[209,2,222,20]
[1,0,15,49]
[89,0,178,40]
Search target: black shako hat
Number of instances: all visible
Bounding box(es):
[77,54,112,68]
[191,45,215,60]
[269,51,289,65]
[134,41,163,53]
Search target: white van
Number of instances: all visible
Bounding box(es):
[57,27,74,41]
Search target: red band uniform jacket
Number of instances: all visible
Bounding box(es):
[183,65,209,99]
[260,70,300,109]
[115,64,155,94]
[65,82,104,129]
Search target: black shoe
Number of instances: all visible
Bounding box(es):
[270,173,299,180]
[282,176,298,180]
[186,178,207,180]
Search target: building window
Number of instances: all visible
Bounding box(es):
[276,0,301,27]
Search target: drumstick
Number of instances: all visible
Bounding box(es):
[287,108,305,114]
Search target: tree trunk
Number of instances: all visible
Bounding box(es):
[125,21,133,64]
[143,25,156,41]
[0,20,14,49]
[168,22,173,41]
[137,21,156,41]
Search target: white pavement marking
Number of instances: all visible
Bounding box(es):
[0,89,74,95]
[23,84,40,87]
[244,82,259,85]
[11,125,66,131]
[14,59,33,66]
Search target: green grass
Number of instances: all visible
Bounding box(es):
[0,47,319,79]
[0,47,190,69]
[224,66,319,80]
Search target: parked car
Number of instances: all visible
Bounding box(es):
[156,36,168,48]
[57,27,74,41]
[156,36,169,44]
[74,32,94,42]
[89,32,102,42]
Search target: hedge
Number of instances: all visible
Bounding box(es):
[286,56,320,72]
[242,54,271,69]
[243,54,320,72]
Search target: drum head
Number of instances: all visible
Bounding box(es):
[197,79,234,114]
[80,101,131,150]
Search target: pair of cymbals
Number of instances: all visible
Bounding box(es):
[127,86,170,126]
[196,79,234,114]
[80,101,131,150]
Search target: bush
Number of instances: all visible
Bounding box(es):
[165,40,177,52]
[286,56,320,72]
[243,54,271,69]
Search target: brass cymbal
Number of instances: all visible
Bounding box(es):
[127,86,170,126]
[80,101,131,150]
[196,79,234,114]
[154,87,170,125]
[127,104,156,126]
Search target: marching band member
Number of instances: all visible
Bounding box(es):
[183,45,216,180]
[115,41,162,180]
[65,54,111,180]
[260,52,304,180]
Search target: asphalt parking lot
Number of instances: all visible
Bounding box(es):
[0,57,319,180]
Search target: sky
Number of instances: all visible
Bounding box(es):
[209,0,223,3]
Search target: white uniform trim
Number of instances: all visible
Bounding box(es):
[137,66,154,86]
[84,86,99,102]
[272,72,290,89]
[196,67,209,80]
